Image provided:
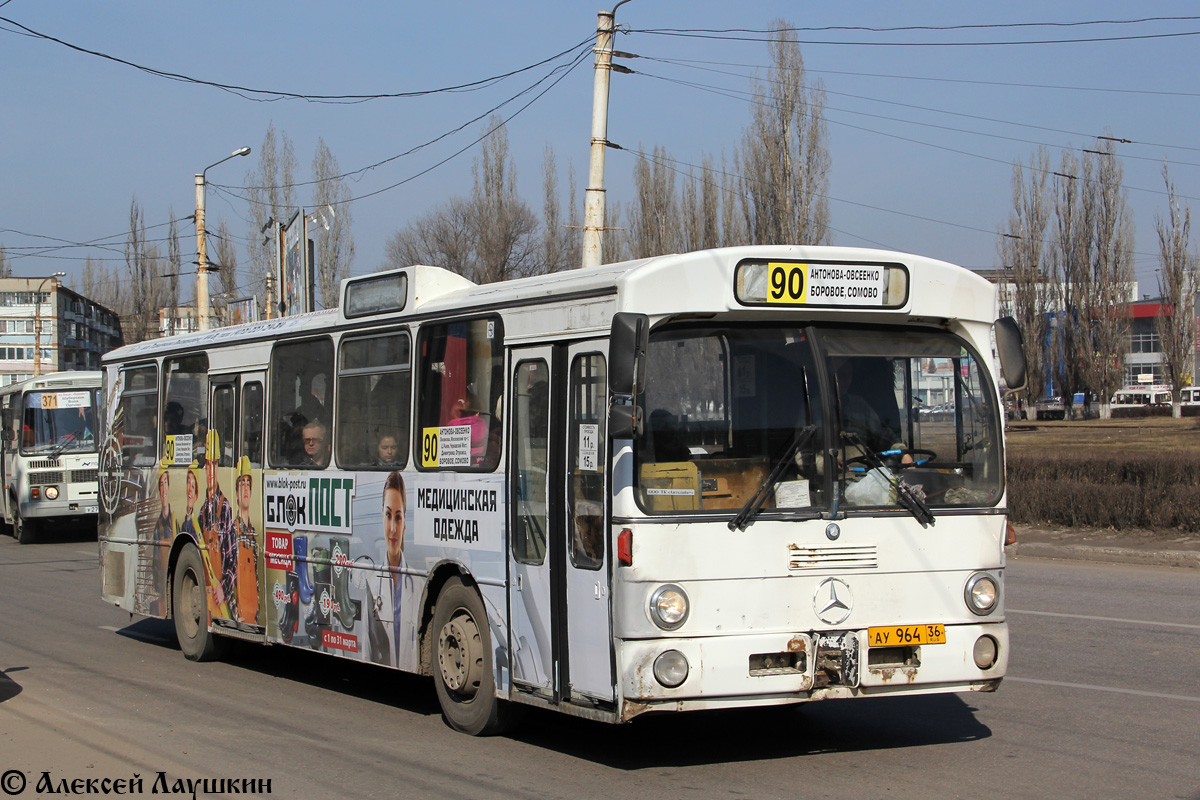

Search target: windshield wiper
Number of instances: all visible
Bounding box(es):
[49,430,82,459]
[841,431,935,527]
[728,425,818,531]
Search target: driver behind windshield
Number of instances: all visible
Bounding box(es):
[832,356,903,456]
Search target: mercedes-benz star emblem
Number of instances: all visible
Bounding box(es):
[814,577,853,626]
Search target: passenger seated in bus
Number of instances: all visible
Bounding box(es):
[648,408,689,462]
[163,401,187,435]
[376,433,400,467]
[301,420,330,468]
[447,392,489,466]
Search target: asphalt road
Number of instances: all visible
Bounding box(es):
[1,530,1198,800]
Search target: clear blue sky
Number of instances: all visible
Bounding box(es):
[3,1,1198,305]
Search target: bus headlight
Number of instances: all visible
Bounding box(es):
[45,486,59,500]
[965,573,999,615]
[653,650,689,687]
[649,584,689,630]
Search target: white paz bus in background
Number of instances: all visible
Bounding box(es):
[1,371,102,543]
[97,246,1026,735]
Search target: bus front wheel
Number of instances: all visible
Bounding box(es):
[172,545,226,662]
[432,577,513,735]
[14,509,35,545]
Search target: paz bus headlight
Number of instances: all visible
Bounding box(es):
[964,572,999,615]
[45,486,60,500]
[649,584,689,630]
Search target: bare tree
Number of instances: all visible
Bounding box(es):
[721,152,749,247]
[1084,138,1135,419]
[566,163,582,269]
[1155,162,1198,418]
[79,256,113,310]
[472,119,539,283]
[541,145,569,273]
[626,146,681,258]
[245,124,298,300]
[212,218,239,324]
[164,212,182,335]
[384,196,475,274]
[311,138,354,309]
[383,118,538,284]
[738,20,830,246]
[1049,150,1093,418]
[122,197,169,344]
[997,148,1053,411]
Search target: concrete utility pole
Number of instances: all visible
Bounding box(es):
[196,146,251,330]
[582,1,632,269]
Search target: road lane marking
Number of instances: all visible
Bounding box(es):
[1006,677,1200,703]
[1008,608,1200,631]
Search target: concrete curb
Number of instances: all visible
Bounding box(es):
[1007,542,1200,569]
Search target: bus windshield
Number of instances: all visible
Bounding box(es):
[21,390,99,455]
[634,325,1003,517]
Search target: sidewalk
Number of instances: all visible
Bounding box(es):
[1008,525,1200,569]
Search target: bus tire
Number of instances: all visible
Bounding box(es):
[432,577,511,736]
[172,544,227,662]
[14,509,36,545]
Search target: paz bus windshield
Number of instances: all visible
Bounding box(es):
[633,324,1003,518]
[21,390,99,455]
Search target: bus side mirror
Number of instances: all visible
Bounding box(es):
[609,312,649,439]
[1,428,11,444]
[995,316,1027,392]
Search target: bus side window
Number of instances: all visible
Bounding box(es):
[269,339,334,467]
[241,382,264,469]
[416,318,503,471]
[162,355,208,466]
[569,353,607,569]
[336,332,411,469]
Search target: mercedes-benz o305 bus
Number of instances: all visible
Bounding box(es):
[98,246,1026,735]
[1,371,103,544]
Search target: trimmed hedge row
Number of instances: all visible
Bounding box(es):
[1007,452,1200,531]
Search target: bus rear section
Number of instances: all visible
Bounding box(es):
[1,372,102,543]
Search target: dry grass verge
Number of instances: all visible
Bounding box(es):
[1006,418,1200,531]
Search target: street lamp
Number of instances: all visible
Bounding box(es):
[33,271,66,377]
[196,146,251,331]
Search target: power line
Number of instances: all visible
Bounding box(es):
[0,15,595,105]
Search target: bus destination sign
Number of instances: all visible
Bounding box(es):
[766,261,887,307]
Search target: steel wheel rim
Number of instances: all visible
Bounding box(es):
[437,608,482,698]
[180,567,203,638]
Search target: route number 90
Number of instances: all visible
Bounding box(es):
[767,262,807,304]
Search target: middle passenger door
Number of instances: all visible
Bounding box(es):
[507,342,614,707]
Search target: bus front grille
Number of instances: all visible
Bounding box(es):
[788,543,878,571]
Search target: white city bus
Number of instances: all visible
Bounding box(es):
[1,371,103,544]
[98,246,1025,735]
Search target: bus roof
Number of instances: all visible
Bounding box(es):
[0,370,102,396]
[102,246,996,364]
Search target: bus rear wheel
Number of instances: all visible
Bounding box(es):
[14,509,36,545]
[432,577,513,735]
[172,544,226,662]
